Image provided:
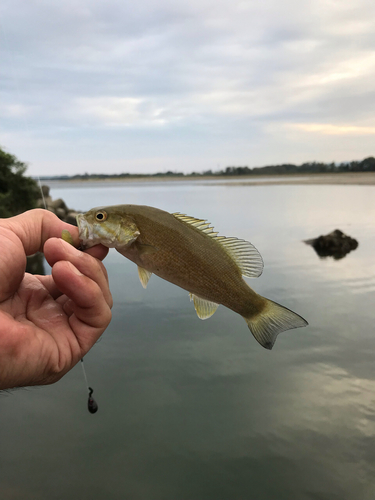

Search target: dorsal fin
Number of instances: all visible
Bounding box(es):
[213,236,264,278]
[172,213,218,235]
[173,213,264,278]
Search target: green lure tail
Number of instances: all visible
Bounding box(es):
[61,229,75,246]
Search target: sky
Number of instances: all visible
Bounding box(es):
[1,0,375,176]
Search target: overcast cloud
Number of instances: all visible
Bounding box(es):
[1,0,375,175]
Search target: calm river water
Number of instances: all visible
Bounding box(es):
[1,180,375,500]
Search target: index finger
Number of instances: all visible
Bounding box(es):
[44,238,112,307]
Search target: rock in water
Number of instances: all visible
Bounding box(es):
[37,184,79,225]
[305,229,358,259]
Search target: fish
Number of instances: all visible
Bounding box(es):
[76,204,308,349]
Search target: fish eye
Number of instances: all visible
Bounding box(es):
[95,210,107,222]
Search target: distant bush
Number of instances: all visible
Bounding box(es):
[0,146,39,218]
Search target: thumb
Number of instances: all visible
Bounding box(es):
[0,209,79,302]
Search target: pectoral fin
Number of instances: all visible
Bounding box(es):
[189,293,219,320]
[138,266,152,289]
[135,242,158,256]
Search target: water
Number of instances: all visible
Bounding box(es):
[1,180,375,500]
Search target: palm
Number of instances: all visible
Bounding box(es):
[0,273,84,386]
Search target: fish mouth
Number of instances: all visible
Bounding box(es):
[76,213,100,249]
[76,213,90,242]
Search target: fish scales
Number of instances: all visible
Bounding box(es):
[76,204,308,349]
[122,206,263,317]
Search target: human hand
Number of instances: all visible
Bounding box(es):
[0,209,112,390]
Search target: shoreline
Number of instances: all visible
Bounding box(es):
[43,172,375,186]
[208,172,375,186]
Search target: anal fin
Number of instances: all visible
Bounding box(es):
[189,293,219,320]
[138,266,152,289]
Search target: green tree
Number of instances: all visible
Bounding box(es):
[0,146,39,218]
[359,157,375,171]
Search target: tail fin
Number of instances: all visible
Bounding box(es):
[245,298,308,350]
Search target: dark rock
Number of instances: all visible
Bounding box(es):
[26,252,45,275]
[37,185,79,226]
[305,229,358,259]
[49,198,69,212]
[65,211,80,226]
[41,185,50,197]
[55,207,67,219]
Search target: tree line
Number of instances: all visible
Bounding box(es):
[41,156,375,180]
[198,156,375,177]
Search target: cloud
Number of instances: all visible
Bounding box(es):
[1,0,375,175]
[0,103,34,118]
[287,123,375,136]
[76,96,146,126]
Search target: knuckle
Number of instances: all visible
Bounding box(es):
[103,306,112,327]
[81,251,102,275]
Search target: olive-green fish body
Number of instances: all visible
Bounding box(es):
[77,204,307,349]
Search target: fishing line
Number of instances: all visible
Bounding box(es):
[1,21,98,414]
[37,177,47,210]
